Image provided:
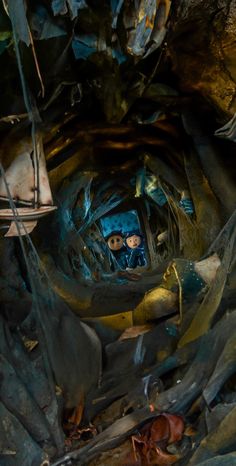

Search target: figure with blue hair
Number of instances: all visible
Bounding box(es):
[125,230,147,269]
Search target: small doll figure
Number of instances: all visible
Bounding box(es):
[106,231,128,270]
[125,230,147,269]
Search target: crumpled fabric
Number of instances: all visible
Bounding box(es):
[135,170,168,207]
[123,0,157,56]
[179,198,194,215]
[144,174,168,206]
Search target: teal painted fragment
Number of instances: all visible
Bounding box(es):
[72,35,97,60]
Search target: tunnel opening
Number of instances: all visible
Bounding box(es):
[0,112,235,466]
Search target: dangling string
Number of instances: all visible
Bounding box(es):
[7,0,41,207]
[27,21,45,98]
[0,162,61,447]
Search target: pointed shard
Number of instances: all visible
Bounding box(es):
[51,0,68,15]
[0,151,35,204]
[215,113,236,142]
[5,220,38,237]
[8,0,31,46]
[0,206,57,221]
[0,136,54,206]
[51,0,87,19]
[36,137,54,206]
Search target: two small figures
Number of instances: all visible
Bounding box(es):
[106,230,146,270]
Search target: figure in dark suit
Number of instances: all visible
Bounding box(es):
[106,231,128,270]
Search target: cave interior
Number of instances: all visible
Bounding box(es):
[0,1,236,466]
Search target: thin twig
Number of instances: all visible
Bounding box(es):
[0,113,28,124]
[27,23,45,98]
[172,261,183,325]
